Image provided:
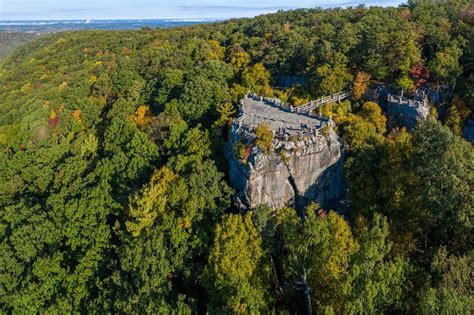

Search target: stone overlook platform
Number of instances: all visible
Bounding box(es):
[235,93,339,140]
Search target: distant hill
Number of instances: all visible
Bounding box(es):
[0,31,39,59]
[0,19,217,33]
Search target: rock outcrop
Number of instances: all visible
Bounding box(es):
[386,90,430,130]
[225,94,345,210]
[464,119,474,143]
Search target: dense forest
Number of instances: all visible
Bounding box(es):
[0,1,473,313]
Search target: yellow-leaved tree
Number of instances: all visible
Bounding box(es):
[307,211,355,312]
[131,105,151,127]
[255,123,274,154]
[352,71,371,100]
[360,101,387,134]
[126,166,177,237]
[207,39,225,60]
[230,50,251,74]
[242,63,271,94]
[203,213,271,313]
[215,102,236,127]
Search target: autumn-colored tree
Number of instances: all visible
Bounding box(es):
[338,114,384,151]
[207,39,225,60]
[131,105,151,127]
[360,101,387,134]
[72,109,82,124]
[410,62,429,88]
[307,211,356,312]
[320,100,352,121]
[215,102,236,127]
[203,213,270,313]
[229,49,251,74]
[126,166,177,237]
[48,110,59,128]
[352,72,371,100]
[459,7,474,25]
[242,63,271,94]
[255,123,273,154]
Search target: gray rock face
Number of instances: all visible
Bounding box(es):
[464,119,474,143]
[387,91,430,130]
[226,95,345,210]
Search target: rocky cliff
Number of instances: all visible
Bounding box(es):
[225,94,345,210]
[386,90,430,130]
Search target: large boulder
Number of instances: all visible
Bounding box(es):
[226,109,345,210]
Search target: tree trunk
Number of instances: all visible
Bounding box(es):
[302,267,312,315]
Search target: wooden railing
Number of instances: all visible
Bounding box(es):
[296,91,351,114]
[244,90,350,117]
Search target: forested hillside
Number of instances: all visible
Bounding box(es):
[0,32,39,60]
[0,1,473,313]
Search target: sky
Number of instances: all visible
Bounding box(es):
[0,0,406,21]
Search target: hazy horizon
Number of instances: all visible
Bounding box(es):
[1,0,406,21]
